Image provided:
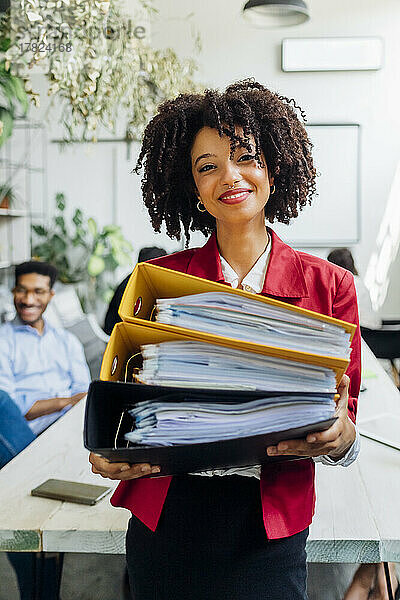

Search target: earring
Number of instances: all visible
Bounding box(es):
[270,184,276,195]
[197,200,207,213]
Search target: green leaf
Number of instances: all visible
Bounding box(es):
[102,224,120,234]
[73,209,83,226]
[8,74,29,114]
[112,248,131,266]
[32,243,50,260]
[52,234,67,253]
[87,254,105,277]
[103,254,118,271]
[32,224,47,236]
[0,38,10,53]
[73,226,89,246]
[102,287,115,304]
[55,193,66,211]
[0,67,29,115]
[55,215,66,234]
[87,217,97,237]
[0,107,14,146]
[94,241,105,256]
[0,76,17,112]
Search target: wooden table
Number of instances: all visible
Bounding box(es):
[0,341,399,564]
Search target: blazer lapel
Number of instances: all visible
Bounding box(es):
[262,228,309,299]
[186,232,225,282]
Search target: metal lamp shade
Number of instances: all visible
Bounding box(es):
[243,0,310,28]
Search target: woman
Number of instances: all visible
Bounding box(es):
[89,80,361,600]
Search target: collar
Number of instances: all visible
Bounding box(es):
[11,315,50,335]
[186,228,309,298]
[220,238,271,293]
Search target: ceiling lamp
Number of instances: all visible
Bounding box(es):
[242,0,310,28]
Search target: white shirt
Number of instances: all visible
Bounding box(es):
[193,238,360,478]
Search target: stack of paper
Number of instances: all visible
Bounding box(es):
[137,340,337,393]
[156,292,351,358]
[125,394,336,446]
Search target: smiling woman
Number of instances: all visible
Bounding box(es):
[89,79,361,600]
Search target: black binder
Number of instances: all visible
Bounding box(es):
[84,380,337,476]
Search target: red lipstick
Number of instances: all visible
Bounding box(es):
[218,188,252,205]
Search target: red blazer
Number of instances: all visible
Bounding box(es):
[111,228,361,539]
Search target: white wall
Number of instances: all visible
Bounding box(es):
[28,0,400,318]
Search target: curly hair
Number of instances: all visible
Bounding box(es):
[134,79,316,243]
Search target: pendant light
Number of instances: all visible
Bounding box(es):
[242,0,310,28]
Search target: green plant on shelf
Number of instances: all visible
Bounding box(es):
[32,192,133,310]
[0,182,17,209]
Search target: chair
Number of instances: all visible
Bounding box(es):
[46,286,109,380]
[64,316,107,379]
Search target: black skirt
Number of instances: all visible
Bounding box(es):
[126,474,308,600]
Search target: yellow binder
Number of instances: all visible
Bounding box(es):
[101,321,349,388]
[113,262,356,384]
[100,321,207,382]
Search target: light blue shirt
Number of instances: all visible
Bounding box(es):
[0,318,90,435]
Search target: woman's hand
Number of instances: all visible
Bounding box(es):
[89,452,161,481]
[266,374,356,460]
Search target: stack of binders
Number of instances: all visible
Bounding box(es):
[84,263,356,475]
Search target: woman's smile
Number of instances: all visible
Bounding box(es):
[218,188,253,204]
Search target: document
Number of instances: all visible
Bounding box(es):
[137,340,337,393]
[155,292,351,358]
[125,394,336,446]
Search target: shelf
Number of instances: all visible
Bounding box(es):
[0,119,46,275]
[0,159,44,173]
[13,120,45,130]
[0,209,28,217]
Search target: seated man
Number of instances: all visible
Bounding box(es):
[0,260,90,600]
[0,260,90,468]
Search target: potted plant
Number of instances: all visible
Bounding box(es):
[0,183,17,209]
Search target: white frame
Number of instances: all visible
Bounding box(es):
[272,124,361,247]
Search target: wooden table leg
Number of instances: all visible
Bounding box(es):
[55,553,64,599]
[33,552,44,600]
[33,552,65,600]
